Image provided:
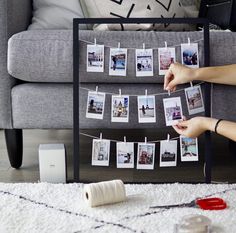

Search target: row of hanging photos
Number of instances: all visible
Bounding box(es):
[86,37,199,76]
[86,83,205,126]
[91,133,199,169]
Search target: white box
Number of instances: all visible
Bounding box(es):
[39,144,66,183]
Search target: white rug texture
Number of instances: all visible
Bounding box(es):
[0,182,236,233]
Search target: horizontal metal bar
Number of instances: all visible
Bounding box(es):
[74,17,209,25]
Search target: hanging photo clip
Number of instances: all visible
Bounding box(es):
[190,82,194,88]
[95,86,98,93]
[145,137,147,144]
[94,38,97,46]
[145,89,148,97]
[165,41,168,49]
[188,37,191,46]
[119,89,122,97]
[143,43,146,51]
[99,132,103,140]
[167,134,170,142]
[124,136,126,144]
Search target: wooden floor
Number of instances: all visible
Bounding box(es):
[0,129,235,183]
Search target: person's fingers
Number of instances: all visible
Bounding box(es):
[172,125,185,135]
[166,79,178,91]
[182,116,187,121]
[164,69,173,90]
[177,120,189,127]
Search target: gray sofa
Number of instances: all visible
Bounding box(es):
[1,0,236,168]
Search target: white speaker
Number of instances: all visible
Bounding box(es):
[39,144,66,183]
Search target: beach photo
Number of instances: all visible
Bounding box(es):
[160,140,177,167]
[137,143,155,170]
[136,49,154,77]
[180,136,199,162]
[116,142,134,168]
[158,47,176,75]
[87,44,104,72]
[181,43,199,68]
[109,48,127,76]
[111,95,129,122]
[92,139,110,166]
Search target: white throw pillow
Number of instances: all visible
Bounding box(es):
[28,0,86,30]
[80,0,187,31]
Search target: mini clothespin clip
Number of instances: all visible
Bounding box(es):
[167,134,170,142]
[124,136,126,144]
[145,89,148,97]
[145,137,147,144]
[94,38,97,46]
[143,43,146,51]
[190,82,193,88]
[95,86,98,93]
[188,37,191,46]
[100,133,103,140]
[168,90,171,96]
[118,42,121,49]
[119,89,122,97]
[165,41,168,49]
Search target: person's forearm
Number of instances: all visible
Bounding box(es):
[192,64,236,85]
[204,117,236,141]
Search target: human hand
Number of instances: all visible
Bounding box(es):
[164,63,197,92]
[172,117,215,138]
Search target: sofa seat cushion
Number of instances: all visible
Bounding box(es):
[8,30,236,83]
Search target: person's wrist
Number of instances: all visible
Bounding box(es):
[203,117,218,132]
[191,68,200,81]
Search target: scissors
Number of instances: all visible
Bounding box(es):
[150,197,227,210]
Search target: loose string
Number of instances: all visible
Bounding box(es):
[80,82,205,97]
[79,38,204,50]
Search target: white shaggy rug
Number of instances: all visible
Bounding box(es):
[0,183,236,233]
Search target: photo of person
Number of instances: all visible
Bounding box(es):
[136,49,154,77]
[92,139,110,166]
[180,136,199,162]
[109,48,127,76]
[137,143,155,170]
[163,97,183,126]
[86,91,106,120]
[137,95,156,123]
[160,140,177,167]
[111,95,129,122]
[87,44,104,72]
[116,142,134,168]
[185,86,205,115]
[181,43,199,68]
[158,47,176,75]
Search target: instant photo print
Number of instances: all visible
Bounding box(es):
[163,97,183,126]
[160,140,177,167]
[185,86,205,115]
[86,91,106,120]
[180,136,199,162]
[87,44,104,72]
[109,48,127,76]
[92,139,110,166]
[181,43,199,68]
[136,49,154,77]
[137,95,156,123]
[111,95,129,123]
[116,142,134,168]
[137,143,155,170]
[158,47,176,75]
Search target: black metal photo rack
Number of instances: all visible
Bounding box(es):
[73,18,211,183]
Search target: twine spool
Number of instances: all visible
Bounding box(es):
[177,215,211,233]
[84,180,126,207]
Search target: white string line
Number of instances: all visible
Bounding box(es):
[80,82,205,97]
[79,38,204,50]
[79,132,180,143]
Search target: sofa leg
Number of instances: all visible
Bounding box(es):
[229,139,236,158]
[4,129,23,169]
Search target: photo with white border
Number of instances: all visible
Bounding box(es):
[136,49,154,77]
[163,97,183,126]
[86,91,106,120]
[92,139,110,166]
[158,47,176,75]
[138,95,156,123]
[116,142,134,168]
[87,44,104,72]
[109,48,127,76]
[111,95,129,123]
[137,143,155,170]
[180,136,199,162]
[181,43,199,68]
[185,86,205,115]
[160,140,177,167]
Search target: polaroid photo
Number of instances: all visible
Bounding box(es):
[160,140,178,167]
[136,49,154,77]
[180,136,199,162]
[137,143,155,170]
[87,44,104,72]
[116,142,134,168]
[109,48,127,76]
[185,86,205,115]
[137,95,156,123]
[163,97,183,126]
[181,43,199,68]
[92,139,110,166]
[158,47,176,75]
[111,95,129,123]
[86,91,106,120]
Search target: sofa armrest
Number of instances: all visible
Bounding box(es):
[0,0,32,129]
